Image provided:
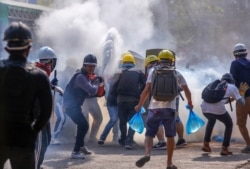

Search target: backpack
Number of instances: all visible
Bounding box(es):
[201,79,228,103]
[151,66,178,102]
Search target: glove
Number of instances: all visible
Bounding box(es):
[92,76,104,85]
[51,77,58,86]
[239,82,249,96]
[54,86,64,96]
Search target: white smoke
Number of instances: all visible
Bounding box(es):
[35,0,246,142]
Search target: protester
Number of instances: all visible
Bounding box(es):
[201,73,248,155]
[63,54,105,159]
[112,52,146,150]
[35,46,63,169]
[230,43,250,153]
[98,73,120,145]
[0,22,52,169]
[135,49,193,169]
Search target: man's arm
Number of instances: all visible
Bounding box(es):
[135,83,151,112]
[181,84,193,110]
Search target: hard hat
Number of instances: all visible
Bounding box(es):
[221,73,235,84]
[3,21,32,50]
[233,43,247,56]
[83,54,97,65]
[145,55,159,67]
[38,46,57,72]
[158,49,175,62]
[38,46,57,60]
[121,52,135,64]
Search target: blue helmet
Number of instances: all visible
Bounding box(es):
[38,46,57,71]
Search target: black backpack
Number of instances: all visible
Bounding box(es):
[202,79,228,103]
[151,66,178,102]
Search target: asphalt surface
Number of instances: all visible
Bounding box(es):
[4,140,250,169]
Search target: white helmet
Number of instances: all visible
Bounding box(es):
[233,43,247,56]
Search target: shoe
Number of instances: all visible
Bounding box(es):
[176,138,187,147]
[201,142,211,153]
[98,140,104,145]
[135,156,150,167]
[125,144,133,150]
[166,165,177,169]
[80,146,92,155]
[71,151,85,159]
[220,150,233,156]
[241,146,250,153]
[50,138,61,145]
[118,139,125,146]
[152,142,167,150]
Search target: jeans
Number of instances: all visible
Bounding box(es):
[0,146,35,169]
[53,100,66,138]
[65,107,89,152]
[35,123,51,169]
[100,106,119,141]
[203,112,233,147]
[118,101,138,143]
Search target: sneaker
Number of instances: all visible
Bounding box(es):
[135,156,150,167]
[80,146,92,155]
[152,142,167,150]
[50,138,61,145]
[71,151,85,159]
[176,138,187,148]
[98,140,105,145]
[118,139,125,146]
[241,146,250,153]
[125,143,133,150]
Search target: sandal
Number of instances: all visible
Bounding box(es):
[201,146,211,152]
[220,146,233,156]
[135,156,150,168]
[166,165,178,169]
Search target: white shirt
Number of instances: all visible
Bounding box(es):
[200,83,241,115]
[147,68,187,109]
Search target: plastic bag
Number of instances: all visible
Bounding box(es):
[185,105,205,135]
[129,108,145,134]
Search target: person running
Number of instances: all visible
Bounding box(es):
[63,54,105,159]
[201,73,248,155]
[144,55,187,150]
[135,49,193,169]
[230,43,250,153]
[35,46,63,169]
[0,22,52,169]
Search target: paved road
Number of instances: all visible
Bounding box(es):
[5,141,250,169]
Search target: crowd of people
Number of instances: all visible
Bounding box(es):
[1,21,250,169]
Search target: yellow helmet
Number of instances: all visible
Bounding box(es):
[158,49,175,62]
[145,55,159,67]
[121,52,136,64]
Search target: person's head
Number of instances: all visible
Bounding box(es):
[82,54,97,74]
[145,55,159,68]
[121,52,135,69]
[233,43,248,58]
[38,46,57,72]
[3,21,32,57]
[221,73,235,84]
[157,49,175,66]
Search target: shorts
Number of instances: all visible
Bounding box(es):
[145,108,176,138]
[236,97,250,127]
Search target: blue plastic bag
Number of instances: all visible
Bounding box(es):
[129,107,145,134]
[185,105,205,135]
